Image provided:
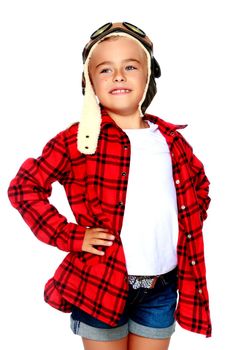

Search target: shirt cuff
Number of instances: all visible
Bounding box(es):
[68,223,86,252]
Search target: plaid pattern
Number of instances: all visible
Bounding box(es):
[8,108,211,337]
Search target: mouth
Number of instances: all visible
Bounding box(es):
[109,89,132,95]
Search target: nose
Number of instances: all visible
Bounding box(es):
[113,68,126,82]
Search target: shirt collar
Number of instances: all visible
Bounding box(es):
[100,108,188,134]
[143,113,188,134]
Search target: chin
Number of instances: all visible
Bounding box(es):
[103,101,140,114]
[107,106,139,116]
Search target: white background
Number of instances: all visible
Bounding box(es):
[1,0,232,349]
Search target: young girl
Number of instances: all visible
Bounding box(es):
[8,22,211,350]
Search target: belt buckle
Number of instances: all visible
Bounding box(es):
[128,275,159,289]
[149,276,158,289]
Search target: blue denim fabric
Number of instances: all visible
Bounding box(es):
[70,268,178,341]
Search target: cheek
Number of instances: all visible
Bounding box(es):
[90,75,104,95]
[89,69,106,93]
[136,71,148,89]
[142,67,148,81]
[94,77,109,93]
[88,72,96,93]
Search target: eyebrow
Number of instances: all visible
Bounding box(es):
[95,58,141,69]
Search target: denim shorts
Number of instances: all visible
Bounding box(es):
[70,267,178,341]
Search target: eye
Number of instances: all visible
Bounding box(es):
[100,68,111,74]
[125,65,137,71]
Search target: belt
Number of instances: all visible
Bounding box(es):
[128,267,178,289]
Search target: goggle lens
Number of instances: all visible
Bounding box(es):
[90,22,112,40]
[123,22,146,37]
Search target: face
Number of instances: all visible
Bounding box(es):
[88,36,148,117]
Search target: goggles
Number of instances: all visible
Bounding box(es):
[82,21,154,63]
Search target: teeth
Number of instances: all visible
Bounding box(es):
[111,89,130,94]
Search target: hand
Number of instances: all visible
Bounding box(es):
[81,227,115,256]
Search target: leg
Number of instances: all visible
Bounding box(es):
[82,335,128,350]
[128,333,171,350]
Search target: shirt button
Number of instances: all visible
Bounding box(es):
[181,205,186,210]
[122,172,127,176]
[175,179,180,184]
[171,152,174,157]
[170,131,175,136]
[124,145,128,149]
[187,234,192,239]
[191,260,196,266]
[198,289,203,294]
[118,202,124,207]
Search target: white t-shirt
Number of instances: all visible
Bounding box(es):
[120,120,178,275]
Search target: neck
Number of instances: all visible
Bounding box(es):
[105,109,148,129]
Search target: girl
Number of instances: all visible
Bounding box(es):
[8,22,211,350]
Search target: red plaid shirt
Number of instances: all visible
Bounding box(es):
[8,108,211,337]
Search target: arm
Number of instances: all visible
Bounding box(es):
[8,130,86,252]
[182,135,211,221]
[190,152,211,220]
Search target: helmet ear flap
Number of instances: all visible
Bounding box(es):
[151,56,161,78]
[141,75,157,114]
[141,55,161,114]
[82,71,86,95]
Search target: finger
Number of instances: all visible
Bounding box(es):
[92,227,110,233]
[95,232,115,240]
[91,238,113,246]
[89,247,105,256]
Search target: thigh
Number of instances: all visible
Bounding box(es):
[82,335,128,350]
[128,333,171,350]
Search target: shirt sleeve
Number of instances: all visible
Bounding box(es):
[8,130,86,252]
[189,152,211,221]
[182,136,211,221]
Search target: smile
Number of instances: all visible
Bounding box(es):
[110,89,131,95]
